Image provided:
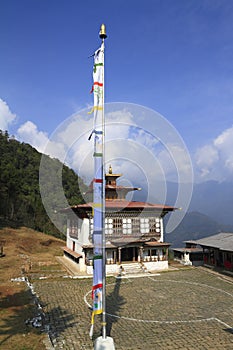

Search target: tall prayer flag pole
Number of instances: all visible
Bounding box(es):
[99,23,107,341]
[90,24,115,350]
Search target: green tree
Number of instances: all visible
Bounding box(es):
[0,129,87,237]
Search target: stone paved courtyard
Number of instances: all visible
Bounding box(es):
[33,268,233,349]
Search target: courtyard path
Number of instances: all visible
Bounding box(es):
[33,268,233,349]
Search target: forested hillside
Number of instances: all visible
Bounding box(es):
[0,130,87,238]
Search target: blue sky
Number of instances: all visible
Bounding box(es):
[1,0,233,184]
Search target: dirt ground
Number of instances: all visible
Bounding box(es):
[0,227,66,350]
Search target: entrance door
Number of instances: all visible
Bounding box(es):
[121,247,137,262]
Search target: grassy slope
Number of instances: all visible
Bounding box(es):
[0,227,65,350]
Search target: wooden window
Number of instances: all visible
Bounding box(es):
[113,218,123,235]
[132,217,140,235]
[105,218,113,235]
[140,218,149,234]
[149,217,160,234]
[122,218,132,234]
[70,220,78,238]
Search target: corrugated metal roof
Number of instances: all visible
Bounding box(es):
[184,240,200,245]
[194,233,233,252]
[172,247,203,253]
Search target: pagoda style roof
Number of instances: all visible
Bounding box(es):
[60,166,176,217]
[65,200,176,210]
[87,165,141,200]
[60,200,176,218]
[105,185,140,192]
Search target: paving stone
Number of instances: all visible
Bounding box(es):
[33,268,233,349]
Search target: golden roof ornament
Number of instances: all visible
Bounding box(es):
[99,24,107,39]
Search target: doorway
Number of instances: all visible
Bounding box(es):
[121,247,137,262]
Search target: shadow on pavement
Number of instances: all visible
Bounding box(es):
[106,274,126,336]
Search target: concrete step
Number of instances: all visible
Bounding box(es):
[121,263,142,274]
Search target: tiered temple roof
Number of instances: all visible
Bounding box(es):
[61,166,176,218]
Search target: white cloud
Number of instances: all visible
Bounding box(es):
[63,109,134,182]
[157,143,193,182]
[0,98,16,130]
[195,144,219,168]
[17,121,48,152]
[38,104,193,190]
[14,102,192,233]
[195,126,233,181]
[3,100,192,192]
[17,121,66,160]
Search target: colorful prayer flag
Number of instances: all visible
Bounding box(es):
[89,43,104,338]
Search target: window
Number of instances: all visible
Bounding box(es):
[91,217,123,236]
[149,218,160,234]
[140,218,149,234]
[132,217,140,235]
[113,218,123,235]
[122,218,132,234]
[70,219,79,238]
[105,218,113,235]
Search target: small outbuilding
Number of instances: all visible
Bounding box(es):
[194,232,233,274]
[173,233,233,274]
[172,241,203,266]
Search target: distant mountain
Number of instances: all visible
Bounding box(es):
[165,211,233,248]
[134,180,233,225]
[190,181,233,225]
[0,130,87,237]
[132,178,233,247]
[162,180,233,226]
[166,180,233,247]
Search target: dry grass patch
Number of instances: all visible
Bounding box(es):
[0,227,66,349]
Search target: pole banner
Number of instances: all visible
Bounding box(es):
[90,43,104,338]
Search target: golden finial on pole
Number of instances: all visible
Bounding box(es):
[99,23,107,39]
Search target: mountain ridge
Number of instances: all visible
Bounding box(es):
[0,130,87,237]
[132,179,233,247]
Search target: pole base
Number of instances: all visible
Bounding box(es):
[94,336,115,350]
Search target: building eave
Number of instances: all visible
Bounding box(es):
[60,200,177,217]
[63,246,82,259]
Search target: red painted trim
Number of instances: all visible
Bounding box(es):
[90,82,103,93]
[92,283,103,299]
[94,178,103,183]
[92,283,103,291]
[93,82,103,87]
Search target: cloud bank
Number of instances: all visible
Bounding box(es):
[17,121,49,153]
[195,125,233,182]
[3,97,233,186]
[0,98,16,131]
